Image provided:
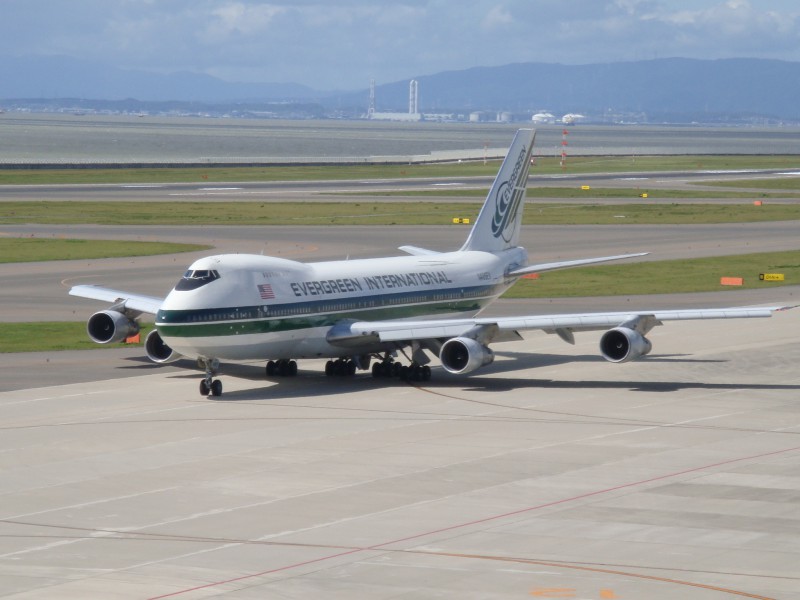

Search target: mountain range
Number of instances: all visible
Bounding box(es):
[2,56,799,122]
[0,55,320,103]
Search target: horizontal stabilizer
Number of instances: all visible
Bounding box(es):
[398,245,442,256]
[508,252,649,277]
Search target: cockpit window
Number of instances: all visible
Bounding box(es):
[174,269,221,291]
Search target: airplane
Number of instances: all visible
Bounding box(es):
[70,128,789,397]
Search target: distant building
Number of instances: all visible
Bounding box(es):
[369,112,422,122]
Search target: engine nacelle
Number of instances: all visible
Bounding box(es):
[86,310,139,344]
[440,337,495,375]
[145,329,181,364]
[600,327,652,363]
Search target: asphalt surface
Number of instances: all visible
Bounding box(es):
[2,310,799,599]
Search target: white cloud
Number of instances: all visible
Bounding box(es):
[482,5,513,30]
[642,0,798,51]
[654,0,777,28]
[610,0,660,16]
[206,3,287,39]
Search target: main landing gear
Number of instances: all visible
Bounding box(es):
[198,353,431,397]
[198,358,222,397]
[266,359,298,377]
[325,358,357,377]
[371,358,431,382]
[324,355,431,381]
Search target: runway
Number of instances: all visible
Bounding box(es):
[2,172,800,598]
[3,116,800,164]
[2,167,798,203]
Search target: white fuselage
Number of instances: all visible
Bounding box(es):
[156,247,528,361]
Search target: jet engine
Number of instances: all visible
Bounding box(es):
[440,337,495,374]
[145,329,181,364]
[599,327,652,363]
[86,310,139,344]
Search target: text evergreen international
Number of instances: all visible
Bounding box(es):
[289,271,454,298]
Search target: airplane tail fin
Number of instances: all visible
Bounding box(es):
[460,128,535,253]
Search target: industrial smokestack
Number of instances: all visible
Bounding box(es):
[409,80,418,115]
[368,78,376,118]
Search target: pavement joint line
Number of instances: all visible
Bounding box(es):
[26,395,782,593]
[145,443,800,599]
[2,389,111,406]
[0,487,182,537]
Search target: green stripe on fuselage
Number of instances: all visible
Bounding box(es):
[157,285,502,338]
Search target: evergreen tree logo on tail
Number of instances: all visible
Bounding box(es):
[491,145,529,242]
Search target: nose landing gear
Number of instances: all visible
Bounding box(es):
[198,358,222,397]
[200,378,222,397]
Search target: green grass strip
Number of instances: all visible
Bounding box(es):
[524,202,800,224]
[3,201,800,226]
[0,238,211,263]
[0,322,153,353]
[504,250,800,298]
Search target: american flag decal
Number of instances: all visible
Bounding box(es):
[257,284,275,300]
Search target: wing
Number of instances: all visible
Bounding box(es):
[69,284,163,315]
[328,305,791,347]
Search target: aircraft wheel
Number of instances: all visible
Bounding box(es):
[199,379,210,396]
[266,361,277,377]
[422,365,432,381]
[210,380,223,397]
[288,360,298,376]
[326,360,335,376]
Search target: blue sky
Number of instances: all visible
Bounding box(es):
[2,0,799,90]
